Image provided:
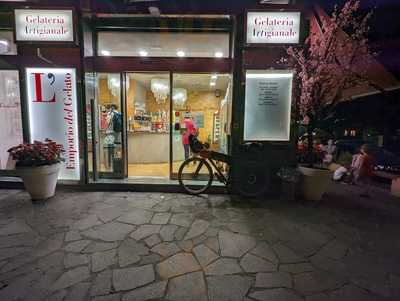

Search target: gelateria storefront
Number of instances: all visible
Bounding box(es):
[83,14,235,185]
[0,4,302,189]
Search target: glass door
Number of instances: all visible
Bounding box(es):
[171,73,232,178]
[91,73,126,179]
[125,72,171,179]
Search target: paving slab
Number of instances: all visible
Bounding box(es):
[240,253,277,273]
[156,253,201,279]
[159,224,179,241]
[255,272,293,288]
[166,271,208,301]
[117,209,153,225]
[130,225,161,241]
[193,244,219,267]
[91,249,116,272]
[90,269,112,296]
[144,234,162,247]
[151,212,171,225]
[113,264,154,291]
[118,238,149,267]
[122,280,167,301]
[184,219,210,240]
[218,230,257,258]
[249,288,303,301]
[64,253,89,268]
[51,266,91,291]
[205,258,242,275]
[207,275,252,301]
[250,241,279,263]
[151,242,181,257]
[82,222,136,242]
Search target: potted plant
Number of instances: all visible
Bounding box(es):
[8,139,64,201]
[277,167,301,201]
[284,0,375,200]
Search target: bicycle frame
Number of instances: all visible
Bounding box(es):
[208,158,229,185]
[194,150,230,186]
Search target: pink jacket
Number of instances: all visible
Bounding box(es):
[182,119,196,145]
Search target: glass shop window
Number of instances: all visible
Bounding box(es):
[0,70,23,169]
[0,31,17,55]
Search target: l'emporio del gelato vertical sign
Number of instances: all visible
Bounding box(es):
[26,68,80,180]
[247,11,301,44]
[14,9,74,42]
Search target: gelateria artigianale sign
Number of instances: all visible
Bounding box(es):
[14,9,74,42]
[247,11,301,44]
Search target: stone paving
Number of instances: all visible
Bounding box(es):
[0,185,400,301]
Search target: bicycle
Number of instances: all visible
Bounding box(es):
[178,135,269,197]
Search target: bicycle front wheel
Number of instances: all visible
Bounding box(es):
[178,157,213,195]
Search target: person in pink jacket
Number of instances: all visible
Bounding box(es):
[182,113,197,160]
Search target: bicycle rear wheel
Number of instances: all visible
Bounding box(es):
[178,157,213,195]
[233,161,269,197]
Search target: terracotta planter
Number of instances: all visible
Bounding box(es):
[298,166,331,201]
[18,163,61,201]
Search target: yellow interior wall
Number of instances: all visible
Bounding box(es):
[177,91,221,143]
[126,80,136,118]
[98,78,120,108]
[146,90,169,113]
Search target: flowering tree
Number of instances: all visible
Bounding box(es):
[285,0,375,166]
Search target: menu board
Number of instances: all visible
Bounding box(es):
[244,70,293,141]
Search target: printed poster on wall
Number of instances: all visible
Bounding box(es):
[244,70,293,141]
[26,68,80,180]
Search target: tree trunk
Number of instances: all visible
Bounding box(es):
[307,125,314,168]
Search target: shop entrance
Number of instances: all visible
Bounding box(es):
[125,72,171,178]
[88,71,232,183]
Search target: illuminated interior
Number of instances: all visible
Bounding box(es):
[90,72,232,179]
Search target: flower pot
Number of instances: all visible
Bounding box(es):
[298,166,331,201]
[18,163,61,201]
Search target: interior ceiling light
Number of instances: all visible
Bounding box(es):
[210,82,216,87]
[139,50,148,56]
[214,51,223,58]
[177,50,185,57]
[151,78,169,104]
[172,88,187,106]
[101,50,111,56]
[211,74,218,80]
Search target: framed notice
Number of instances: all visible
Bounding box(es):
[193,112,204,128]
[14,9,75,43]
[246,11,301,45]
[243,70,293,141]
[26,68,80,180]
